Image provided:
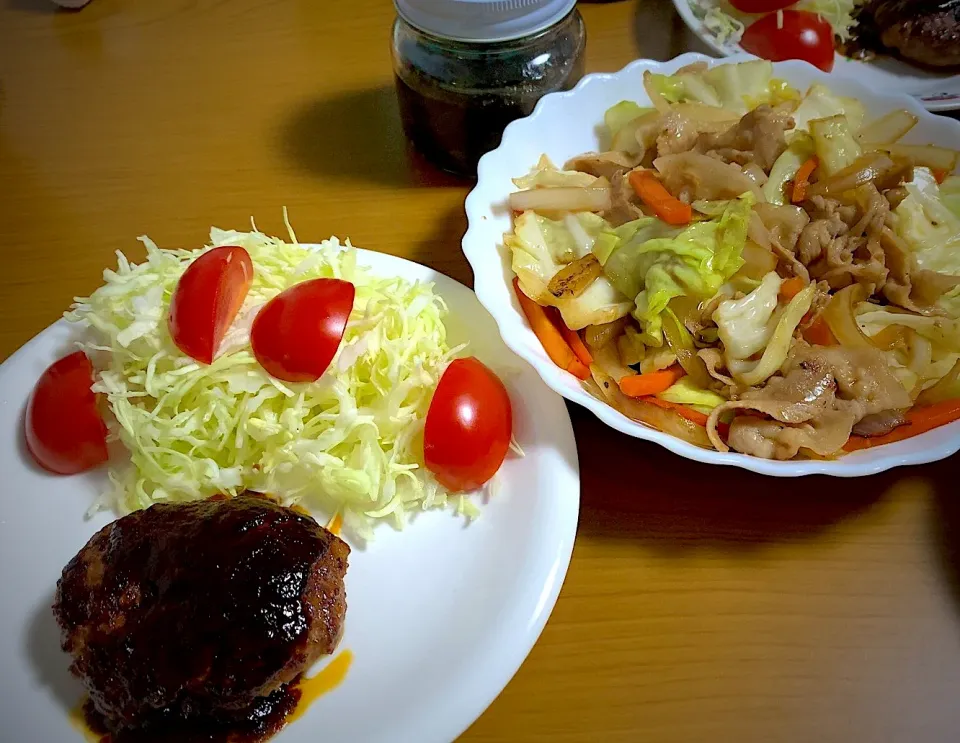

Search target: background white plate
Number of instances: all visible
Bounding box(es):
[672,0,960,112]
[0,249,580,743]
[462,51,960,478]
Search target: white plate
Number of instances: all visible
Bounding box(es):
[462,51,960,478]
[672,0,960,112]
[0,249,580,743]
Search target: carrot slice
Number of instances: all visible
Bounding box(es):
[779,276,807,301]
[933,169,949,185]
[643,396,709,426]
[791,157,819,204]
[558,322,594,366]
[628,170,692,226]
[643,396,731,438]
[844,399,960,451]
[803,316,837,346]
[513,278,590,380]
[619,364,685,397]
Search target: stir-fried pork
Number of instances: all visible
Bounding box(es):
[694,104,795,171]
[707,343,913,459]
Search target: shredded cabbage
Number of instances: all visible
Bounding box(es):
[66,221,473,540]
[795,0,858,42]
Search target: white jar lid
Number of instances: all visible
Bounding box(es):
[395,0,577,43]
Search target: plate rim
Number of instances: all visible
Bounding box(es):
[0,245,581,743]
[461,51,960,478]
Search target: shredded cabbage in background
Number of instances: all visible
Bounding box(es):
[689,0,860,47]
[66,220,472,540]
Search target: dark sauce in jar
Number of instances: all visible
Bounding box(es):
[392,6,586,177]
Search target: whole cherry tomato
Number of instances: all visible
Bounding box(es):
[730,0,797,12]
[25,351,108,474]
[740,10,836,72]
[168,246,254,364]
[424,357,512,492]
[250,278,355,383]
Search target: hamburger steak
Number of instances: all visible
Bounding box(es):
[53,495,349,740]
[854,0,960,68]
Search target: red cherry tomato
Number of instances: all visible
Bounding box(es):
[168,246,254,364]
[25,351,108,475]
[740,10,836,72]
[423,357,512,492]
[250,278,355,383]
[730,0,797,12]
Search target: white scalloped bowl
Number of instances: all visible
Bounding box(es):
[462,52,960,477]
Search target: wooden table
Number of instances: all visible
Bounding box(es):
[3,1,959,741]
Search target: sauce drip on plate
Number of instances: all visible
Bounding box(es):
[69,649,352,742]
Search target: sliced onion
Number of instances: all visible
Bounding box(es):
[662,309,711,389]
[806,153,896,198]
[738,239,778,280]
[880,143,959,173]
[584,317,630,350]
[509,187,612,213]
[591,341,636,384]
[643,71,671,113]
[822,286,877,349]
[916,359,960,406]
[857,109,918,146]
[589,366,715,448]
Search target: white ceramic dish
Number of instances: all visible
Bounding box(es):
[672,0,960,112]
[462,51,960,478]
[0,249,580,743]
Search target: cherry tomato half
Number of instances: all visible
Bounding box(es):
[168,246,254,364]
[730,0,797,12]
[740,10,836,72]
[250,278,355,383]
[25,351,108,474]
[424,357,512,492]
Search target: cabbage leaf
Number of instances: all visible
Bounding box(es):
[507,211,633,329]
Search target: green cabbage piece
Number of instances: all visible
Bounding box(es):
[604,101,654,144]
[792,84,866,133]
[764,132,815,205]
[507,211,633,330]
[727,284,815,386]
[942,175,960,220]
[657,376,726,409]
[893,167,960,317]
[603,194,752,345]
[512,155,598,189]
[66,222,475,540]
[714,271,782,360]
[645,60,797,115]
[810,115,862,178]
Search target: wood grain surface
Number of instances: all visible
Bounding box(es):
[2,1,960,741]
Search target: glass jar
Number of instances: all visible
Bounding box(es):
[392,0,586,177]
